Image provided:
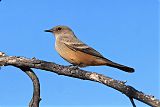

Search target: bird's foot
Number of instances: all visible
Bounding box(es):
[68,65,79,70]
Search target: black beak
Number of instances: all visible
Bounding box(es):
[44,29,53,32]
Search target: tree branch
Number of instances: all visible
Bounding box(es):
[19,67,41,107]
[129,97,136,107]
[0,53,159,107]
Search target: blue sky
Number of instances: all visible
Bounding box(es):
[0,0,159,107]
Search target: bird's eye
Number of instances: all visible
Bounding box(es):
[57,27,62,31]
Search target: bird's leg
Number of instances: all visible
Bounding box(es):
[68,65,79,70]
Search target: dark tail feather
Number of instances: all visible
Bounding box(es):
[106,62,134,73]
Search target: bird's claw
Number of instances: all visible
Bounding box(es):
[68,65,79,70]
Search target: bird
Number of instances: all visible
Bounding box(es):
[45,25,134,73]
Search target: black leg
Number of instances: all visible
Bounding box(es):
[68,65,79,69]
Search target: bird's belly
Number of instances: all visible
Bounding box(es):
[55,44,106,66]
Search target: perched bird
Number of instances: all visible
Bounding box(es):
[45,25,134,73]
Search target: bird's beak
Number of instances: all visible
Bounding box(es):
[44,29,53,32]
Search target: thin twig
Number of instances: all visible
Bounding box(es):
[129,97,136,107]
[19,67,41,107]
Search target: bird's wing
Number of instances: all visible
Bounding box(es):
[62,40,106,59]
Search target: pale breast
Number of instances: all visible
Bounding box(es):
[55,40,79,64]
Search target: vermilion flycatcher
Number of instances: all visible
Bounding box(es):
[45,25,134,73]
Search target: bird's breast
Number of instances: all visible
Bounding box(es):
[55,41,79,64]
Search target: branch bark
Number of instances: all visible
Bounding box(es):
[0,54,159,107]
[19,67,41,107]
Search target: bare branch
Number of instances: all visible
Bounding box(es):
[129,97,136,107]
[19,67,41,107]
[0,55,159,107]
[0,52,41,107]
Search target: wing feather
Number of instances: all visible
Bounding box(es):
[62,41,106,59]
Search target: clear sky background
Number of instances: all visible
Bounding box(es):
[0,0,159,107]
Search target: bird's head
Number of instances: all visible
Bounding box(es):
[45,25,73,36]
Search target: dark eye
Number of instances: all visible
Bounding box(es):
[57,27,62,31]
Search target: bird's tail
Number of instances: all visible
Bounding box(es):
[106,61,134,73]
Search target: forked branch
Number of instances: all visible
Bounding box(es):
[0,52,159,107]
